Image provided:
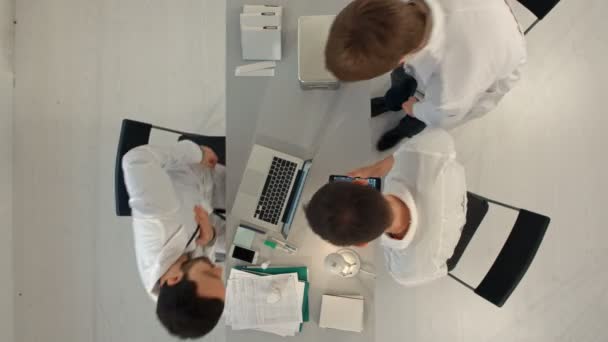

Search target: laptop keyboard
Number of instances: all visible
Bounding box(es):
[255,157,297,225]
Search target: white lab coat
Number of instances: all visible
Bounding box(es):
[122,140,225,300]
[405,0,526,127]
[381,129,467,286]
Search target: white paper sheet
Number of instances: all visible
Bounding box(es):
[225,271,303,332]
[254,281,305,336]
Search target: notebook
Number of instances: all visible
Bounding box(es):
[319,294,364,333]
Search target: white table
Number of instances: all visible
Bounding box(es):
[225,1,385,341]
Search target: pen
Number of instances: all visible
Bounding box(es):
[264,237,298,254]
[238,223,266,235]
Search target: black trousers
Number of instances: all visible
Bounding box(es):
[376,67,427,136]
[382,67,419,111]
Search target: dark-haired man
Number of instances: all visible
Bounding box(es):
[305,129,467,286]
[122,140,226,338]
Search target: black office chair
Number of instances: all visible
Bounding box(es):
[515,0,561,35]
[114,119,226,217]
[446,192,550,307]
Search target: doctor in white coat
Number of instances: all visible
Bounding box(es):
[122,140,226,339]
[305,129,467,286]
[325,0,526,150]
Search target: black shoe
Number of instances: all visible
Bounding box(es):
[376,116,427,151]
[371,97,389,117]
[376,126,408,151]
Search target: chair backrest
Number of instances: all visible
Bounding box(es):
[448,193,550,307]
[474,209,549,306]
[447,193,490,271]
[114,119,153,216]
[516,0,561,20]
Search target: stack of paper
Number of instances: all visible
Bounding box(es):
[226,269,306,337]
[319,294,365,333]
[240,5,283,61]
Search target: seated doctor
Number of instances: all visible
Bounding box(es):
[304,129,467,286]
[122,140,226,338]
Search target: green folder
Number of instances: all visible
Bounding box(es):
[235,266,310,326]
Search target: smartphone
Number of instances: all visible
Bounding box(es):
[329,175,382,191]
[229,244,259,264]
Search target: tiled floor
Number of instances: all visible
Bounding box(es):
[11,0,608,341]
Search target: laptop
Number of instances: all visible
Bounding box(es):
[232,144,313,237]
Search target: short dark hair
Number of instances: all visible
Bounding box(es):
[304,182,392,246]
[156,277,224,339]
[325,0,427,81]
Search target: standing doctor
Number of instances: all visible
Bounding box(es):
[325,0,527,150]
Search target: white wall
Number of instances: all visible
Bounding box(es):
[0,1,14,342]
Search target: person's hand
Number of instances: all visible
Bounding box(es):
[348,156,395,179]
[194,205,216,246]
[351,178,369,186]
[200,146,218,169]
[347,165,375,179]
[402,96,418,116]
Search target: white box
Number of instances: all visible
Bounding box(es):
[240,12,281,28]
[241,27,281,61]
[319,295,364,333]
[243,4,283,16]
[240,7,282,61]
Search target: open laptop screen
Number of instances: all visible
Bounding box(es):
[280,160,313,238]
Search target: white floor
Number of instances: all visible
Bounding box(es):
[12,1,226,342]
[1,1,15,341]
[10,0,608,341]
[371,0,608,339]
